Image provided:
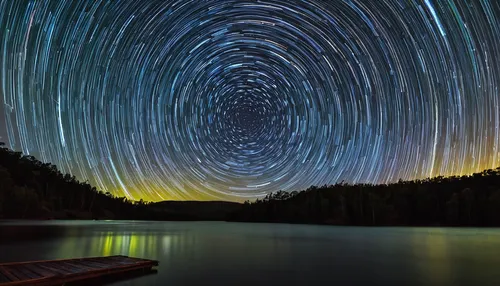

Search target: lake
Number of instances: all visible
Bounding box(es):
[1,221,500,286]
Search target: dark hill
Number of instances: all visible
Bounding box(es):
[3,142,500,227]
[0,143,196,221]
[150,201,242,220]
[228,169,500,227]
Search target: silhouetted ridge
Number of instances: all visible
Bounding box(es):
[228,170,500,226]
[2,142,500,226]
[0,143,203,220]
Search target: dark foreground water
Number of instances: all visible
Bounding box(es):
[1,221,500,286]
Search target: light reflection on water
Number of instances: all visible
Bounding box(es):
[1,221,500,286]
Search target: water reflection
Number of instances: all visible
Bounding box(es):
[57,230,166,258]
[50,221,189,260]
[409,228,500,286]
[2,221,500,286]
[410,229,453,286]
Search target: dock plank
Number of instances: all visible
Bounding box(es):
[72,260,109,269]
[88,257,136,266]
[21,265,54,277]
[0,266,19,282]
[36,263,71,276]
[0,256,158,286]
[8,266,41,280]
[62,262,96,271]
[0,273,9,284]
[39,263,76,274]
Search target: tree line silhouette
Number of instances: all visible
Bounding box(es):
[0,143,195,220]
[2,142,500,226]
[229,170,500,226]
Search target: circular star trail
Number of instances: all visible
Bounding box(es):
[1,0,500,201]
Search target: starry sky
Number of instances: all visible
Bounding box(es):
[1,0,499,202]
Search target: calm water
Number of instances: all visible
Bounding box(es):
[1,221,500,286]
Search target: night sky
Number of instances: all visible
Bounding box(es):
[1,0,499,202]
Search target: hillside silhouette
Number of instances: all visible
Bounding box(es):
[0,143,232,220]
[2,143,500,226]
[229,171,500,226]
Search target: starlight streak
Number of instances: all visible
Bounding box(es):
[1,0,499,201]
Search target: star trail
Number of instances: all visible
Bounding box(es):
[1,0,499,201]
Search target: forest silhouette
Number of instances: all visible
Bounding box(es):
[230,173,500,226]
[1,142,500,226]
[0,143,199,220]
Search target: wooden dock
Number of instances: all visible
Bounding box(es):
[0,255,158,286]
